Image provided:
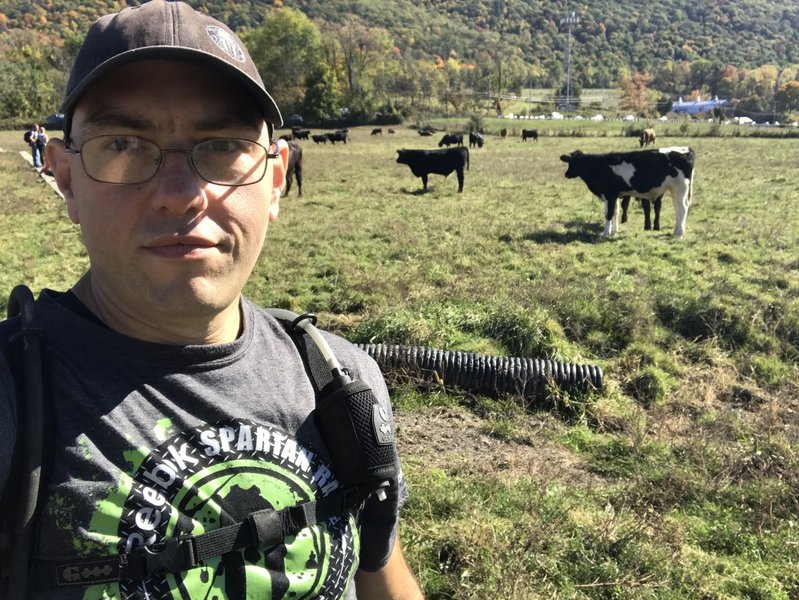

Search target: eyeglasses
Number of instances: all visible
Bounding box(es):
[65,135,279,186]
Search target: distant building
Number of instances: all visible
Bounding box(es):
[672,96,730,115]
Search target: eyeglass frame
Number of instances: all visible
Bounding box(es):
[63,134,280,187]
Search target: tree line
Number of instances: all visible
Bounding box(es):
[1,1,799,127]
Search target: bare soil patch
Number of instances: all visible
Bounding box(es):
[395,406,604,487]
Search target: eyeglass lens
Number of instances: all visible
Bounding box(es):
[78,135,269,185]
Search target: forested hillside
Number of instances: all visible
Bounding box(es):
[2,0,799,123]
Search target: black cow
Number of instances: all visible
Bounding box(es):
[438,133,463,147]
[283,140,303,197]
[468,131,484,148]
[292,128,310,140]
[521,129,538,142]
[325,130,348,144]
[620,195,663,230]
[396,147,470,193]
[311,134,327,144]
[371,128,383,135]
[560,147,695,237]
[418,127,435,137]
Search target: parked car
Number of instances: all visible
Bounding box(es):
[284,114,304,127]
[43,113,65,131]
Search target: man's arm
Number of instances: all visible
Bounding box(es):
[355,534,424,599]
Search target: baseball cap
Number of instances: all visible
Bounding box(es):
[61,0,282,132]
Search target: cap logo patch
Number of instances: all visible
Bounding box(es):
[206,25,245,63]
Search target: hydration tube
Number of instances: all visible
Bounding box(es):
[266,308,346,377]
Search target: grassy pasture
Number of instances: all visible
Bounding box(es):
[1,126,798,598]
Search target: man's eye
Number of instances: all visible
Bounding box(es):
[208,139,238,153]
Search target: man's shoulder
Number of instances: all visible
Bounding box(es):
[246,302,384,382]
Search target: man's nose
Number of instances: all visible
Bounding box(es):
[151,150,208,213]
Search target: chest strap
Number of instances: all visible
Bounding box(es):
[43,487,361,587]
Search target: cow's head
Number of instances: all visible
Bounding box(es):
[396,149,410,165]
[560,151,584,178]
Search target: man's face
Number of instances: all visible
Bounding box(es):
[58,60,279,329]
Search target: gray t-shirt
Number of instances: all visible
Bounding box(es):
[0,290,404,599]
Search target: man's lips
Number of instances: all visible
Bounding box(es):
[145,235,223,258]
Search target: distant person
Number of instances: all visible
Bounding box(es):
[35,126,49,173]
[25,123,41,168]
[0,1,424,599]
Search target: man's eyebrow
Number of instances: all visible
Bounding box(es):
[80,111,155,132]
[193,115,263,133]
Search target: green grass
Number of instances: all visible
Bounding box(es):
[1,123,797,598]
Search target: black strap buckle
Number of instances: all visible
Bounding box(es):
[122,537,198,580]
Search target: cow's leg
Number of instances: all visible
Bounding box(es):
[421,174,428,190]
[620,196,630,224]
[671,186,689,236]
[456,168,464,193]
[296,165,303,197]
[653,195,661,230]
[641,198,651,230]
[603,196,618,236]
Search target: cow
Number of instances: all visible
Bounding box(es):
[560,147,695,237]
[283,140,303,197]
[388,128,396,134]
[500,128,508,138]
[325,129,348,144]
[418,127,435,137]
[292,128,310,140]
[521,129,538,142]
[438,133,463,147]
[620,195,663,231]
[396,147,470,193]
[371,128,383,135]
[469,131,484,148]
[311,134,328,144]
[640,128,656,147]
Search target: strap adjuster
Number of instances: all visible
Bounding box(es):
[121,537,198,580]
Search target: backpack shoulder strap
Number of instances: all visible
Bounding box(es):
[0,285,51,600]
[265,309,335,394]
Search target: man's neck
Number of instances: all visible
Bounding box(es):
[71,273,242,345]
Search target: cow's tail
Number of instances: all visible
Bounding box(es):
[465,147,470,170]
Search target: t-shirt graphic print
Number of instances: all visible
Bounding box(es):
[83,418,357,599]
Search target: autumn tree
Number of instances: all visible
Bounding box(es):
[775,80,799,112]
[300,63,340,124]
[327,19,396,122]
[243,8,324,117]
[619,72,654,116]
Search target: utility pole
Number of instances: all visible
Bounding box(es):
[559,8,580,112]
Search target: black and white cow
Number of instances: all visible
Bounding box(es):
[396,147,470,193]
[620,195,662,231]
[560,147,695,237]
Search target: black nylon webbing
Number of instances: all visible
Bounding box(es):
[289,327,334,395]
[45,489,350,586]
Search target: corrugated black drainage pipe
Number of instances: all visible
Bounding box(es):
[355,344,603,400]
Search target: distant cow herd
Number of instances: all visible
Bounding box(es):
[274,123,695,237]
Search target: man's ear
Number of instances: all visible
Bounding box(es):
[273,138,289,192]
[269,138,289,222]
[45,138,79,223]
